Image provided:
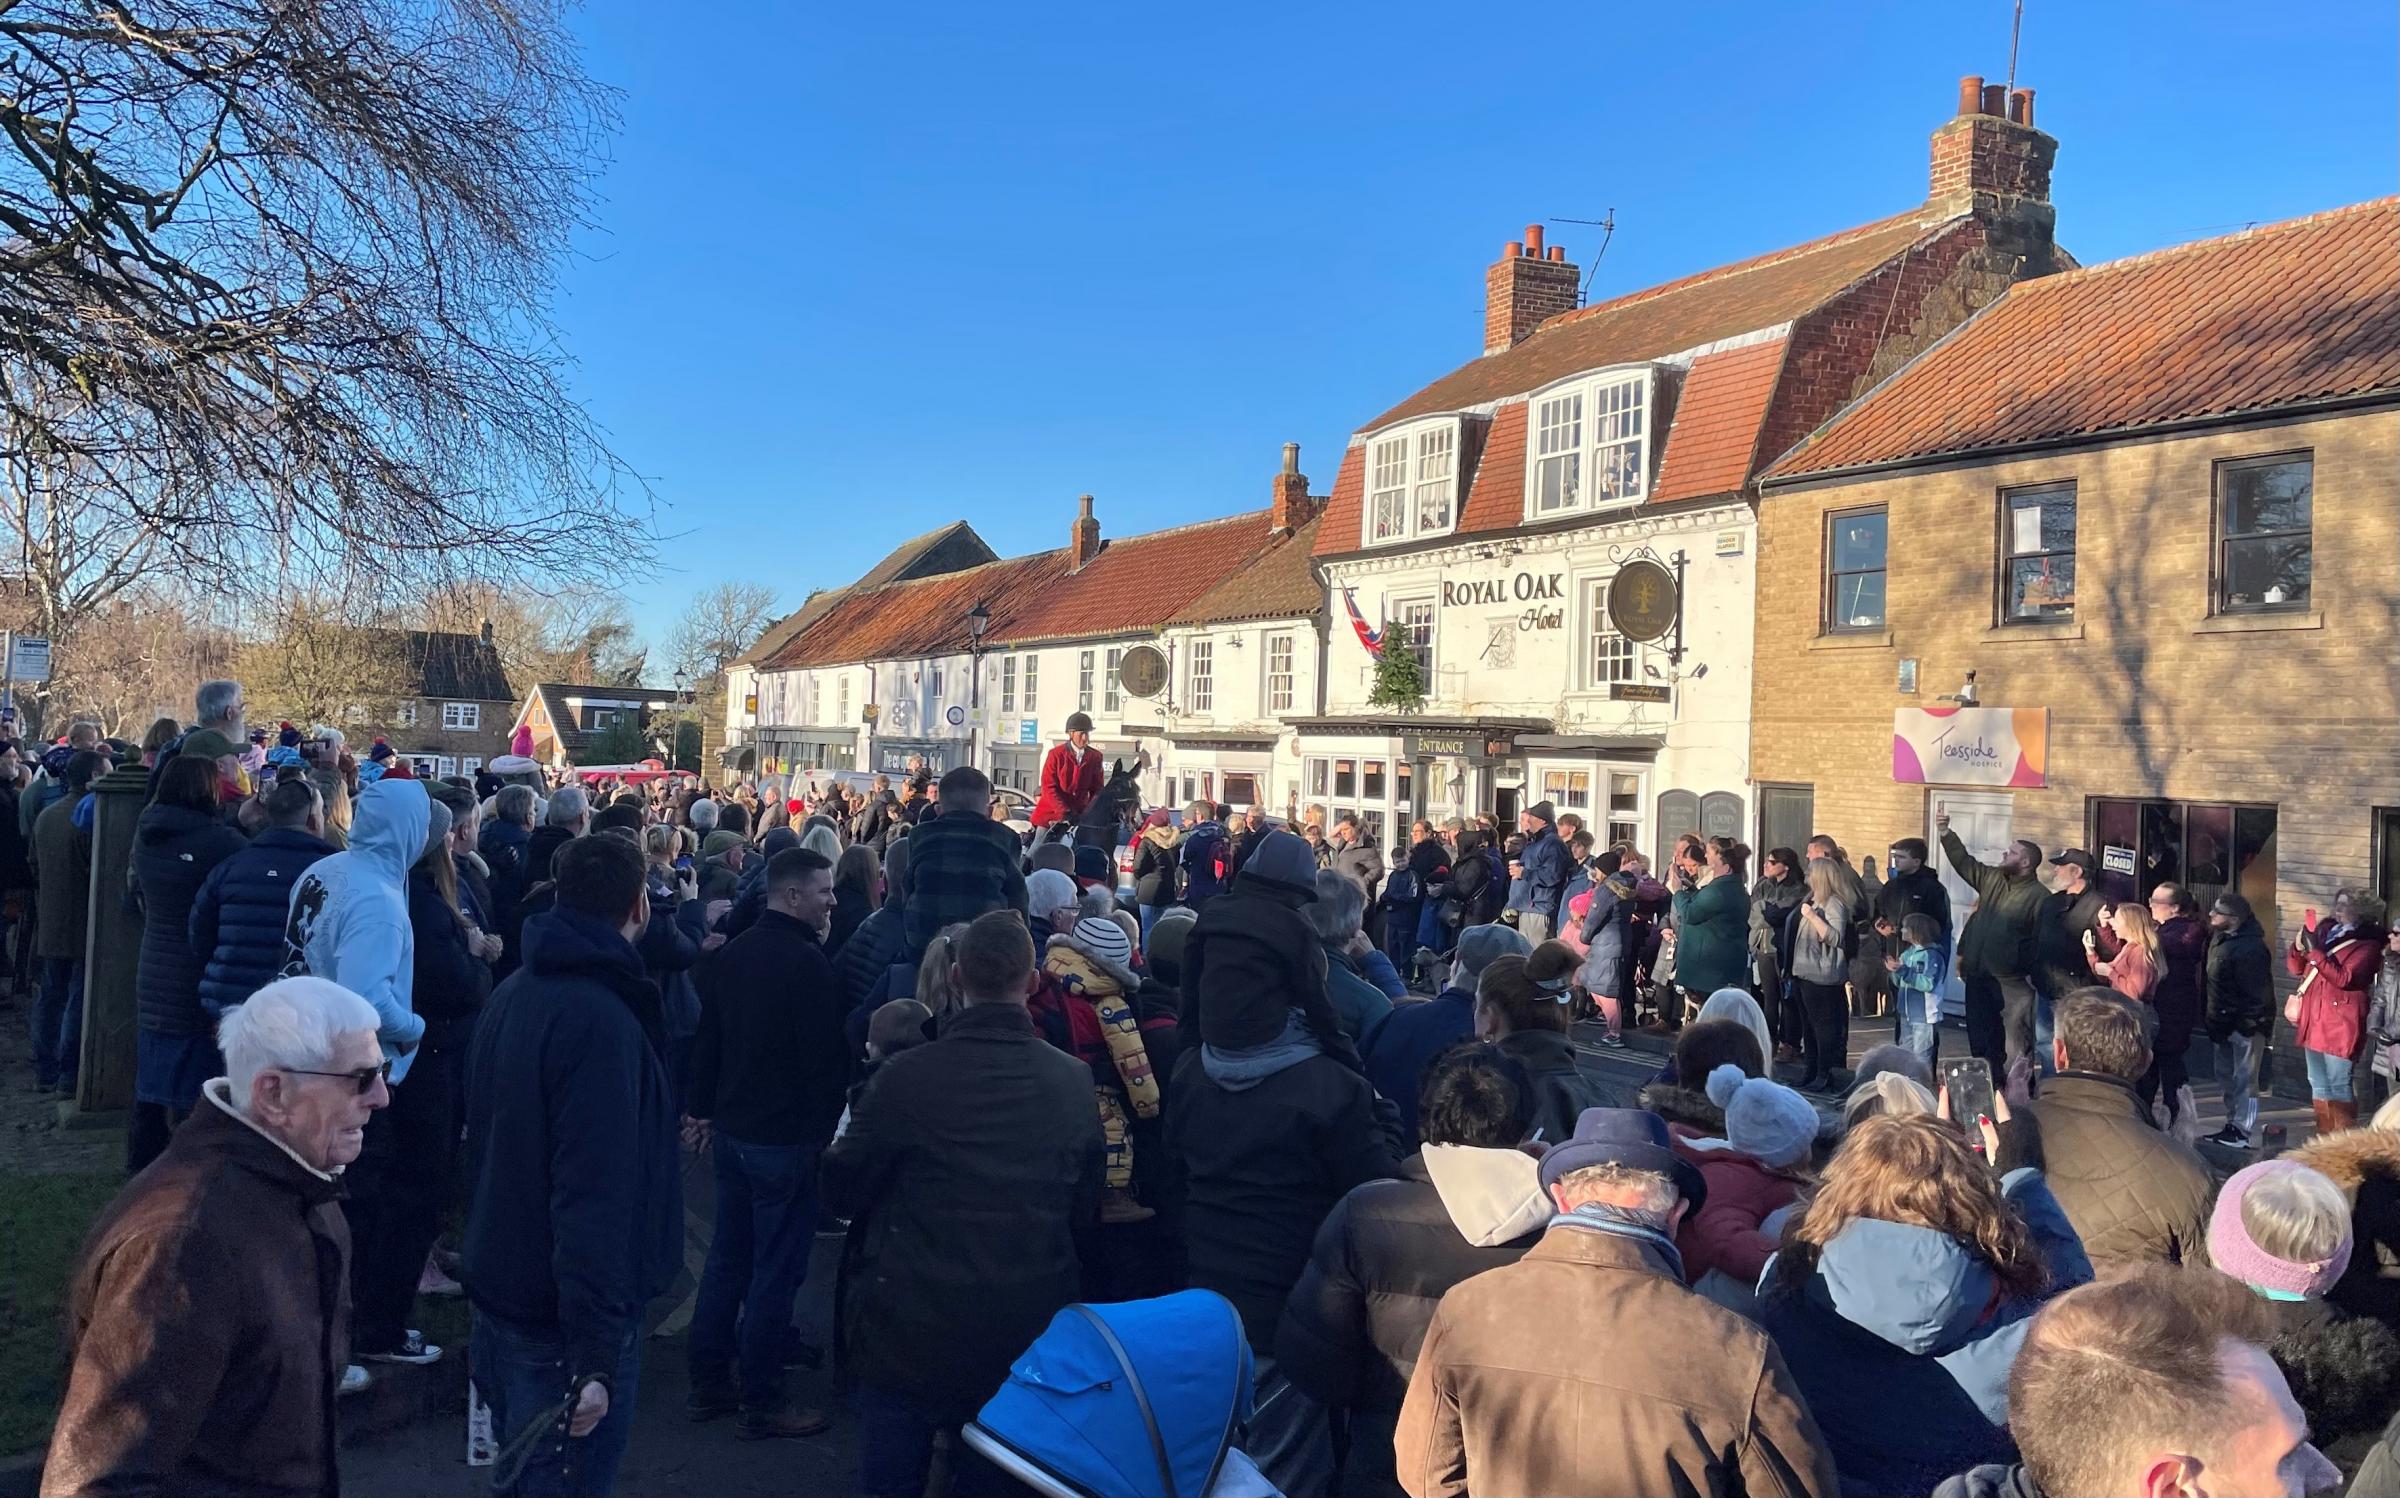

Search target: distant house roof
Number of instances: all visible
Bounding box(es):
[1766,198,2400,480]
[523,682,683,757]
[1169,515,1324,626]
[758,508,1310,670]
[731,522,998,670]
[359,629,512,702]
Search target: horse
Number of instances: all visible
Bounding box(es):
[1040,758,1145,851]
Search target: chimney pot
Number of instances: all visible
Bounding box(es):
[1524,224,1544,255]
[1981,82,2007,116]
[1547,244,1566,263]
[1504,239,1523,259]
[2010,87,2034,127]
[1281,441,1300,475]
[1958,75,1984,114]
[1271,444,1314,532]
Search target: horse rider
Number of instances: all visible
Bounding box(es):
[1032,712,1104,833]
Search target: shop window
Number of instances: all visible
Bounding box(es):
[1363,809,1387,849]
[1825,507,1888,632]
[1224,772,1261,807]
[1539,769,1593,813]
[2001,482,2076,621]
[1334,758,1357,798]
[1396,761,1414,819]
[1104,648,1123,714]
[1078,651,1095,712]
[1265,634,1295,713]
[2090,797,2277,913]
[1307,758,1329,798]
[1000,657,1017,713]
[1363,760,1386,799]
[1187,640,1213,712]
[1180,771,1198,805]
[2216,453,2312,612]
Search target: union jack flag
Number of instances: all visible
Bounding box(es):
[1340,584,1383,657]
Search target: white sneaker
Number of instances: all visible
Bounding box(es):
[361,1330,443,1365]
[339,1364,373,1397]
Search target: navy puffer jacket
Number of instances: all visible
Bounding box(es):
[190,827,338,1017]
[132,803,246,1035]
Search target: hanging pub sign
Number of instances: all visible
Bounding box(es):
[1607,558,1679,644]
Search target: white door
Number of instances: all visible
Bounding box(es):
[1931,790,2013,1019]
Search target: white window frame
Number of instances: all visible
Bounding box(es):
[1187,638,1214,713]
[1103,648,1123,715]
[838,674,850,723]
[1264,632,1295,714]
[1578,575,1646,691]
[460,757,484,778]
[1078,650,1095,712]
[395,701,419,728]
[1523,366,1654,520]
[1000,656,1017,713]
[1392,595,1436,681]
[441,701,479,732]
[1022,654,1039,712]
[809,677,822,726]
[1359,417,1462,547]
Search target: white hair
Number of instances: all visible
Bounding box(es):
[799,824,842,862]
[494,783,538,827]
[218,977,380,1100]
[1308,868,1366,942]
[310,725,345,751]
[545,783,589,827]
[1076,885,1116,922]
[688,798,720,832]
[195,679,243,727]
[2241,1165,2352,1264]
[1555,1163,1679,1222]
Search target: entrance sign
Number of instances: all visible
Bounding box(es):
[1892,707,2048,789]
[1606,560,1679,644]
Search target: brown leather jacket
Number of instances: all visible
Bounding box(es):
[2027,1071,2213,1273]
[43,1082,349,1498]
[1395,1224,1836,1498]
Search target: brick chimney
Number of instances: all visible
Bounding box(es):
[478,618,494,646]
[1929,74,2056,220]
[1069,493,1102,571]
[1271,442,1317,533]
[1484,223,1579,355]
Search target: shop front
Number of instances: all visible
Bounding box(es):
[1514,733,1667,851]
[1290,718,1548,851]
[1158,733,1277,820]
[757,726,858,776]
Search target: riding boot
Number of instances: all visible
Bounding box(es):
[2312,1099,2336,1138]
[2326,1098,2360,1133]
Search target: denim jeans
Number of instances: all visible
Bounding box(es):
[2216,1031,2261,1138]
[2305,1046,2356,1103]
[32,957,81,1088]
[689,1136,818,1409]
[1139,904,1163,942]
[471,1311,641,1498]
[854,1383,1011,1498]
[1895,1008,1941,1071]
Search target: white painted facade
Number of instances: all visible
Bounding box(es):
[1150,614,1324,816]
[1310,497,1758,856]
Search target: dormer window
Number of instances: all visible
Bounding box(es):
[1362,417,1460,547]
[1527,367,1653,519]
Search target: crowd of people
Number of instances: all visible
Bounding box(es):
[26,690,2400,1498]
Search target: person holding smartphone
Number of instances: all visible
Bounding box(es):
[2288,890,2393,1134]
[1790,858,1854,1092]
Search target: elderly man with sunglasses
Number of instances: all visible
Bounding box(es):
[44,977,388,1498]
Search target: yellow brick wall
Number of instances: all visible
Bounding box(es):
[1753,406,2400,958]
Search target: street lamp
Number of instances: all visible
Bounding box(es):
[965,600,991,775]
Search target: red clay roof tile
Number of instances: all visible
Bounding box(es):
[1652,338,1789,502]
[1767,198,2400,478]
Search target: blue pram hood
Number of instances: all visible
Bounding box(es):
[973,1290,1254,1498]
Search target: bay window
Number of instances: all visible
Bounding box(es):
[1526,367,1653,519]
[1361,418,1461,546]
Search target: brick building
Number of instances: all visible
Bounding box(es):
[1301,75,2064,851]
[1753,197,2400,1030]
[511,683,687,768]
[373,627,515,780]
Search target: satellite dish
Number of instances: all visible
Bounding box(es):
[1118,644,1169,700]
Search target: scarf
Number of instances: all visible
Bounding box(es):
[1200,1011,1322,1092]
[1549,1201,1684,1280]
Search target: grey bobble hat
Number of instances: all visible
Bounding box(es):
[1454,922,1532,983]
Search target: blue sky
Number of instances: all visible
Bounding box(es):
[561,0,2397,649]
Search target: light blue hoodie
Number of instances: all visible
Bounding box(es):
[282,778,430,1081]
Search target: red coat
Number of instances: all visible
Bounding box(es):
[1669,1125,1808,1287]
[1031,741,1102,828]
[2289,924,2389,1059]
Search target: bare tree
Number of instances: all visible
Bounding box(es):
[416,578,645,688]
[666,581,780,683]
[38,585,234,738]
[233,595,419,733]
[0,0,650,680]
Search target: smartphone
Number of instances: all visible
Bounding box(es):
[2305,907,2320,932]
[1943,1058,1996,1128]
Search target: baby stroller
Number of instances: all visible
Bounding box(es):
[962,1290,1279,1498]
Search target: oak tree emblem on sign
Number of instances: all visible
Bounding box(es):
[1606,559,1679,644]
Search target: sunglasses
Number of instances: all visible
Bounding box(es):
[282,1060,392,1095]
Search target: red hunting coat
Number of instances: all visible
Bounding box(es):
[1031,742,1102,828]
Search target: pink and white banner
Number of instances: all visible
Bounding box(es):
[1892,706,2048,789]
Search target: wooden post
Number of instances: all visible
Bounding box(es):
[66,765,152,1123]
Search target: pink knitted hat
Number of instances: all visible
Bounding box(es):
[2208,1160,2354,1299]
